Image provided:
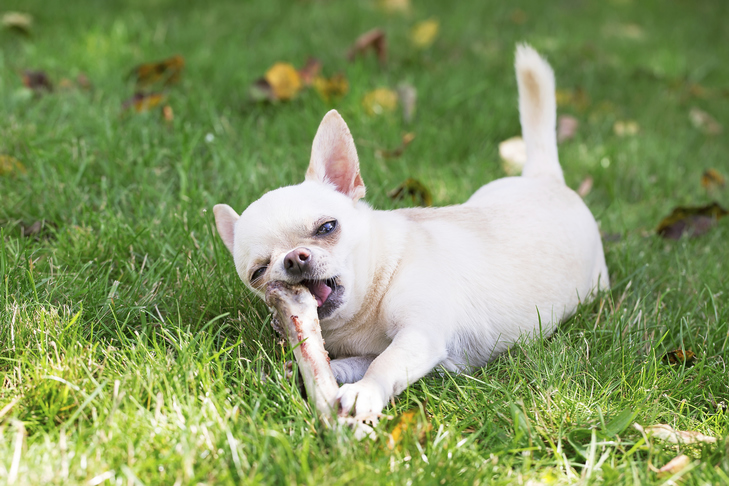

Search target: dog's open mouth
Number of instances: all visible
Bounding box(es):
[301,277,343,319]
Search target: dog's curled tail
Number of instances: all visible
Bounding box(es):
[515,44,564,184]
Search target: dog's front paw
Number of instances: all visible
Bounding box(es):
[336,379,387,417]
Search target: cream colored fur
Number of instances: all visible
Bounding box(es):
[213,45,609,417]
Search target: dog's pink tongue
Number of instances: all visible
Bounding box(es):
[306,281,332,307]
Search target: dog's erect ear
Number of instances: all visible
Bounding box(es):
[213,204,239,254]
[306,110,366,201]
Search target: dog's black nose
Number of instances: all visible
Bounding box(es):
[284,247,312,276]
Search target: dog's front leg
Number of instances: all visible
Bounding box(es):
[336,329,447,416]
[330,355,377,384]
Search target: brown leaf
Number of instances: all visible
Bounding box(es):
[362,88,398,116]
[510,9,528,25]
[689,107,722,135]
[21,220,57,239]
[387,408,432,450]
[122,92,166,112]
[499,136,526,176]
[410,19,439,49]
[298,57,322,86]
[397,82,417,123]
[0,155,27,176]
[656,202,728,239]
[557,115,579,143]
[162,105,174,122]
[264,62,302,101]
[701,168,725,191]
[658,455,691,476]
[634,423,716,444]
[2,12,32,35]
[577,176,593,198]
[249,78,276,102]
[663,349,697,366]
[130,55,184,88]
[388,178,432,207]
[348,28,387,65]
[376,133,415,159]
[22,70,53,93]
[313,73,349,103]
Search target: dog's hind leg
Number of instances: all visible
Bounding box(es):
[330,355,377,384]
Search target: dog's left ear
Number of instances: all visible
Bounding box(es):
[306,110,366,202]
[213,204,239,254]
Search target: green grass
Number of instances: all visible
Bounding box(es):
[1,0,728,484]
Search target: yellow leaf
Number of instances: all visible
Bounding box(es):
[123,92,166,112]
[130,55,185,88]
[362,88,398,116]
[387,408,432,450]
[377,0,411,14]
[410,19,439,49]
[264,62,302,101]
[313,74,349,103]
[613,120,639,137]
[0,155,27,176]
[2,11,32,34]
[701,168,725,190]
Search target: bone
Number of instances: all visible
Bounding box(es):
[264,281,375,438]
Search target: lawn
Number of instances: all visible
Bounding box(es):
[1,0,728,484]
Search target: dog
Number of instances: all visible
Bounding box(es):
[214,45,609,417]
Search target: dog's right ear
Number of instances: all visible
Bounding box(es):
[213,204,238,254]
[306,110,366,202]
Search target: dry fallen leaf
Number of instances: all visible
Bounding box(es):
[663,349,697,366]
[298,57,322,86]
[21,220,57,239]
[0,155,27,176]
[388,178,432,207]
[22,70,53,93]
[162,105,174,122]
[123,92,166,112]
[387,408,432,450]
[634,423,716,444]
[313,73,349,103]
[397,82,417,123]
[376,133,415,159]
[499,136,526,176]
[557,115,579,142]
[701,168,725,191]
[264,62,302,101]
[377,0,411,14]
[362,88,398,116]
[577,176,593,198]
[689,107,722,135]
[2,11,32,34]
[658,455,691,476]
[410,19,439,49]
[656,202,728,239]
[613,120,639,137]
[130,55,184,88]
[348,29,387,65]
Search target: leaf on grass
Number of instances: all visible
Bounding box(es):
[362,88,398,116]
[410,19,439,49]
[348,29,387,65]
[21,220,57,239]
[510,9,528,25]
[634,423,716,444]
[577,176,593,198]
[658,455,691,476]
[387,408,432,450]
[377,0,411,14]
[2,11,32,35]
[313,73,349,103]
[557,115,579,142]
[0,155,27,176]
[162,105,174,122]
[123,92,166,112]
[388,178,432,207]
[130,55,184,88]
[265,62,303,101]
[22,70,53,93]
[298,57,322,86]
[689,107,722,135]
[397,82,417,123]
[376,133,415,159]
[663,349,697,366]
[555,88,590,111]
[701,169,725,191]
[499,136,526,176]
[656,202,728,239]
[613,120,639,137]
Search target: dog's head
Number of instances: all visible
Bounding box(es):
[214,110,371,325]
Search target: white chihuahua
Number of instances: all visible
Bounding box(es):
[214,45,609,417]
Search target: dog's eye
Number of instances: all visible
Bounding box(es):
[251,267,267,283]
[316,220,337,236]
